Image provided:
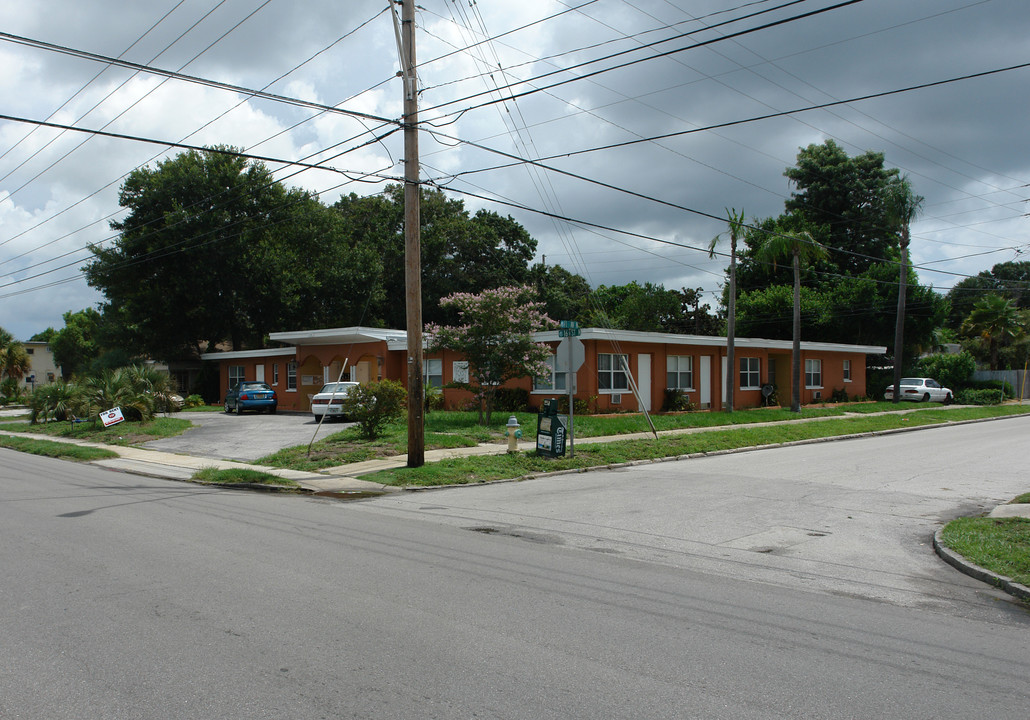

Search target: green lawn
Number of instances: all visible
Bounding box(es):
[324,404,1030,486]
[0,434,119,461]
[941,516,1030,588]
[0,416,192,445]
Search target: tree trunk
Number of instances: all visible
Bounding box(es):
[791,250,802,413]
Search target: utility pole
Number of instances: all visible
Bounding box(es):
[401,0,424,466]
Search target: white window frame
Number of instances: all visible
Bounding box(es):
[228,365,245,388]
[805,358,823,389]
[287,361,297,391]
[424,358,443,388]
[842,359,852,382]
[598,353,629,393]
[273,363,279,385]
[739,357,760,391]
[533,355,567,393]
[666,355,694,391]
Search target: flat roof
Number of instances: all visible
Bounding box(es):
[203,326,887,359]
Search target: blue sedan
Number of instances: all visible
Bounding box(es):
[224,381,278,414]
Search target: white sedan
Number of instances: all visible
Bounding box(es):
[310,381,359,420]
[884,377,953,403]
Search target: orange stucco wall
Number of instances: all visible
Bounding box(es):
[214,340,871,413]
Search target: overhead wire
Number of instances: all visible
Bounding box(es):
[0,7,397,265]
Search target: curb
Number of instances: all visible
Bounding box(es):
[396,411,1030,492]
[933,526,1030,603]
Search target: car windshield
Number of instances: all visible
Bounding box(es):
[317,383,354,394]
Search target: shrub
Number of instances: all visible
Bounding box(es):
[1,377,23,402]
[829,387,849,403]
[342,379,407,439]
[29,380,80,423]
[556,394,591,415]
[662,388,695,412]
[183,394,205,409]
[916,352,976,391]
[965,379,1014,398]
[955,388,1005,405]
[424,384,445,413]
[492,387,529,413]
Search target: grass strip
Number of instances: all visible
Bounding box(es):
[0,434,118,462]
[940,517,1030,587]
[358,405,1030,487]
[0,417,193,445]
[1010,492,1030,504]
[192,467,298,487]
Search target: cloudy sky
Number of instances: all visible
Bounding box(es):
[1,0,1027,341]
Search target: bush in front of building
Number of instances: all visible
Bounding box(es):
[955,388,1007,405]
[491,387,530,413]
[916,352,976,392]
[343,380,407,439]
[661,388,695,412]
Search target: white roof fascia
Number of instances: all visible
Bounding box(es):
[200,347,297,361]
[533,328,885,355]
[268,326,407,346]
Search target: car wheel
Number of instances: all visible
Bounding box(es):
[235,403,244,415]
[269,405,277,415]
[224,401,231,414]
[944,393,953,405]
[922,392,931,402]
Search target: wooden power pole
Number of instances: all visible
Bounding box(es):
[401,0,424,466]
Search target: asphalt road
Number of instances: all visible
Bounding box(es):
[362,414,1030,615]
[3,420,1030,719]
[143,410,351,461]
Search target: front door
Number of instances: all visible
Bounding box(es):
[700,355,712,409]
[637,354,651,412]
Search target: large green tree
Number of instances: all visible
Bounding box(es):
[730,142,946,355]
[87,148,382,359]
[332,186,538,329]
[47,308,102,379]
[946,261,1030,329]
[583,281,686,332]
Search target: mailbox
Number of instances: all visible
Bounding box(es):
[536,399,567,457]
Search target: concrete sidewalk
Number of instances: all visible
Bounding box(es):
[0,428,392,493]
[3,404,1026,495]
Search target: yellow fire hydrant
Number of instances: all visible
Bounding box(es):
[505,415,522,453]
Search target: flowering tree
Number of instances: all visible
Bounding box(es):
[427,286,556,425]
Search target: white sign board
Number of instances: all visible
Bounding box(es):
[452,361,469,384]
[101,407,125,428]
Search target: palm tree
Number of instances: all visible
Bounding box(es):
[709,208,746,413]
[0,326,31,397]
[754,230,828,413]
[961,294,1025,370]
[885,177,924,403]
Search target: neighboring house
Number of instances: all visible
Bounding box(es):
[19,341,61,391]
[201,326,885,414]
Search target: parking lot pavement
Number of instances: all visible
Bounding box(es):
[143,410,351,462]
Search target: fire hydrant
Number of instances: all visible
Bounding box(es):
[505,415,522,453]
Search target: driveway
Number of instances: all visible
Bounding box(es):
[144,410,350,462]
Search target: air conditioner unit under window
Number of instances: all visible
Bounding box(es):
[813,390,821,400]
[610,393,622,404]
